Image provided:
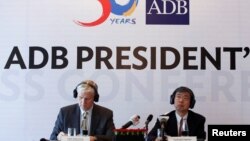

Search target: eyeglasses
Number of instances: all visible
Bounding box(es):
[175,95,190,101]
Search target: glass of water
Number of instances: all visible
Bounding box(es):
[67,127,76,136]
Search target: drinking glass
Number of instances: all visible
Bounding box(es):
[68,127,76,136]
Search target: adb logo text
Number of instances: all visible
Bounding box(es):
[75,0,138,27]
[146,0,189,25]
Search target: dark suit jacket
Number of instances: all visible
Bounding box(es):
[50,103,115,141]
[148,110,206,141]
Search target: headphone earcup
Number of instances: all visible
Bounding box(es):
[189,90,196,108]
[190,97,196,109]
[94,93,99,102]
[170,87,196,109]
[73,81,100,102]
[170,93,175,104]
[73,88,77,98]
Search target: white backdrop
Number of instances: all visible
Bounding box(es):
[0,0,250,141]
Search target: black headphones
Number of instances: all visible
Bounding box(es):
[73,81,99,102]
[170,86,196,109]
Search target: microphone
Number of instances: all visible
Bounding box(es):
[40,138,49,141]
[40,138,57,141]
[158,116,169,141]
[160,118,167,129]
[144,114,153,139]
[158,116,169,129]
[145,114,153,125]
[121,114,140,129]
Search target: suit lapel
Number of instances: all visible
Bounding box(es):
[187,111,194,135]
[170,112,178,135]
[90,104,100,135]
[73,105,81,134]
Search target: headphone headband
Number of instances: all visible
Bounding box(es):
[73,80,99,102]
[170,86,196,109]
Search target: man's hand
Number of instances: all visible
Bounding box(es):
[57,131,66,141]
[89,136,97,141]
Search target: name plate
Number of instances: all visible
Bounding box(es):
[61,136,90,141]
[168,136,197,141]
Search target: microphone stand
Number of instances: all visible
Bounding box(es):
[160,123,167,141]
[144,123,149,141]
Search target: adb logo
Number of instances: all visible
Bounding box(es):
[146,0,189,25]
[75,0,138,27]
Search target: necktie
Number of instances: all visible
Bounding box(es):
[81,112,88,135]
[178,118,183,136]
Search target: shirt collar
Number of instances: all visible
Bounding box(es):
[80,104,94,116]
[175,111,188,122]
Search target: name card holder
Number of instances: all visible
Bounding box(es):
[168,136,197,141]
[61,136,90,141]
[113,128,147,141]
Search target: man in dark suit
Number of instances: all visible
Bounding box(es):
[148,86,206,141]
[50,80,115,141]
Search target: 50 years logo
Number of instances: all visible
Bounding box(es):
[75,0,138,27]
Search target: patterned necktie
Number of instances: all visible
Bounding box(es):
[178,118,183,136]
[81,112,88,135]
